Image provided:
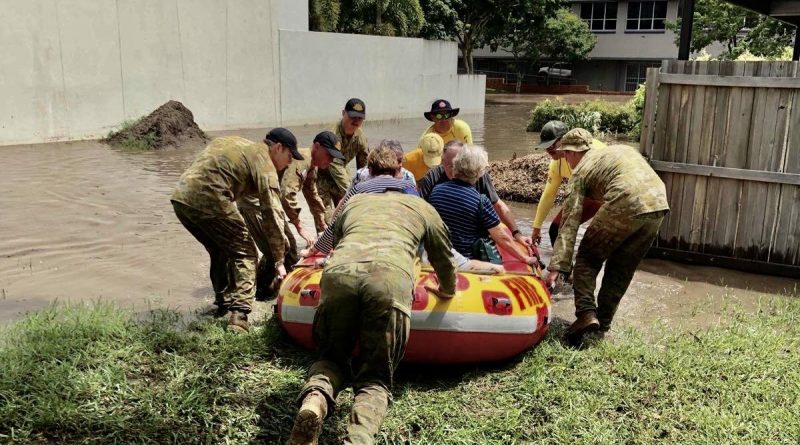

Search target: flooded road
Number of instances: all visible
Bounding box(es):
[1,94,796,332]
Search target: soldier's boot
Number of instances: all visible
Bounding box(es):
[227,311,250,333]
[565,310,600,347]
[287,390,327,445]
[345,387,389,445]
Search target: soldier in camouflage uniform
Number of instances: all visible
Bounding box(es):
[545,129,669,345]
[316,98,369,222]
[170,129,304,332]
[287,192,457,445]
[240,131,345,300]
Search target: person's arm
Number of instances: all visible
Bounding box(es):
[256,170,288,278]
[481,173,533,251]
[305,184,360,256]
[422,209,457,298]
[355,136,368,170]
[533,159,563,243]
[418,169,437,201]
[459,120,473,144]
[279,163,315,245]
[302,167,327,233]
[480,197,536,265]
[548,176,585,274]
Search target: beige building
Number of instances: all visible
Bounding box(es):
[472,0,682,92]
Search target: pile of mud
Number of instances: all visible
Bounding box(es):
[488,154,566,204]
[104,100,207,150]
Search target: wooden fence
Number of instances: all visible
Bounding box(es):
[640,60,800,277]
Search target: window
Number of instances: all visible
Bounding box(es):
[580,2,618,32]
[625,62,659,91]
[626,0,667,31]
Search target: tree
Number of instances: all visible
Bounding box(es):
[419,0,503,74]
[488,2,595,92]
[312,0,425,36]
[666,0,795,59]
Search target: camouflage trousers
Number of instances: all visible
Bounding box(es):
[572,207,667,330]
[299,262,413,445]
[171,201,256,313]
[315,169,347,223]
[238,201,298,300]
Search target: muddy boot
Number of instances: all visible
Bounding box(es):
[565,310,600,347]
[227,311,250,333]
[287,391,327,445]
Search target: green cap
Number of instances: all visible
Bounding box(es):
[556,128,593,152]
[535,120,568,150]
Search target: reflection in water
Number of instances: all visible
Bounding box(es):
[0,97,795,329]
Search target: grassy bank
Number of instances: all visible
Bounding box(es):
[1,300,798,444]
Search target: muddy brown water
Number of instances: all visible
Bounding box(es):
[1,94,796,333]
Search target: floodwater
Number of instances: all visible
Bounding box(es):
[1,94,796,333]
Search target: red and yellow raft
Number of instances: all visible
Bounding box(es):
[276,242,552,364]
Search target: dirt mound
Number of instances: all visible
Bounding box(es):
[104,100,207,150]
[488,153,566,204]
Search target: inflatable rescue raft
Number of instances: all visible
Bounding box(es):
[276,241,552,364]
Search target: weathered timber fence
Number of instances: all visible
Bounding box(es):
[640,60,800,277]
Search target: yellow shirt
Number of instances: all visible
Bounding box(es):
[532,140,608,229]
[403,148,430,181]
[421,119,473,145]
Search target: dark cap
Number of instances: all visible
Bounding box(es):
[535,120,569,150]
[424,99,460,121]
[313,130,345,160]
[264,128,304,160]
[344,98,366,118]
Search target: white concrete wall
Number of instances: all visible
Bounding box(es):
[279,0,309,31]
[279,30,485,125]
[0,0,282,145]
[0,0,485,145]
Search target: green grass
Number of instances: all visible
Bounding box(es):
[1,299,798,444]
[104,118,157,151]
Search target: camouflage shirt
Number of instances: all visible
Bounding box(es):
[320,120,369,195]
[327,192,457,294]
[171,136,287,262]
[549,145,669,272]
[279,147,326,230]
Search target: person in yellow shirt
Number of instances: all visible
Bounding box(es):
[421,98,473,145]
[402,133,444,181]
[532,121,605,246]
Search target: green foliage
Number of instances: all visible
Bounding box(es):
[1,299,799,443]
[311,0,424,36]
[528,99,637,137]
[628,83,647,139]
[666,0,795,60]
[105,118,157,151]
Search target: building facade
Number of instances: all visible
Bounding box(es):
[472,0,681,92]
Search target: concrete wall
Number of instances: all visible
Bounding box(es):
[279,31,484,125]
[279,0,309,31]
[0,0,484,146]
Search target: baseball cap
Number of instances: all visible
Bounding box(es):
[264,128,304,160]
[344,98,366,119]
[420,133,445,168]
[313,131,345,160]
[535,120,569,150]
[556,128,593,152]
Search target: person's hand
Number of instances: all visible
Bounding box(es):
[514,232,534,255]
[545,270,560,289]
[299,247,318,258]
[532,228,542,245]
[524,256,539,268]
[424,285,455,299]
[276,264,287,280]
[316,223,328,233]
[491,264,506,274]
[297,226,316,247]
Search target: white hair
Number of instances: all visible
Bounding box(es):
[452,144,488,184]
